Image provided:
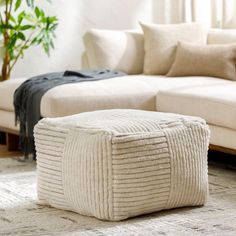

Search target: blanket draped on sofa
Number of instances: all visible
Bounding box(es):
[14,69,126,158]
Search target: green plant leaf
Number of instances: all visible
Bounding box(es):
[18,32,25,41]
[15,0,22,11]
[34,6,40,18]
[18,11,26,24]
[1,0,58,78]
[8,33,17,49]
[20,25,32,30]
[9,15,16,23]
[1,24,14,30]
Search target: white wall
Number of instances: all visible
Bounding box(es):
[12,0,154,78]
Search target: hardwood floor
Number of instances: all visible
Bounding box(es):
[0,144,22,158]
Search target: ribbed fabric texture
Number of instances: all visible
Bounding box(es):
[34,109,210,221]
[34,124,71,210]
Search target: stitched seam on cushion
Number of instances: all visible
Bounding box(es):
[109,134,115,220]
[61,128,75,211]
[159,128,172,210]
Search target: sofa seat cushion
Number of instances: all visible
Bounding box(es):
[0,75,232,118]
[156,82,236,130]
[0,76,156,114]
[41,75,232,117]
[40,75,157,117]
[0,78,27,112]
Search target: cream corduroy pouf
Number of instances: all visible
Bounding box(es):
[34,109,210,221]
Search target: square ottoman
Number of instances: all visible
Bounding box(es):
[34,109,210,221]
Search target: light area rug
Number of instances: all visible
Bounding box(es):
[0,158,236,236]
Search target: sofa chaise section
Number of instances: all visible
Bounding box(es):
[156,81,236,151]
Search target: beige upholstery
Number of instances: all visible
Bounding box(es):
[140,22,207,75]
[40,75,156,117]
[41,76,233,118]
[84,29,144,74]
[0,78,27,112]
[209,125,236,150]
[156,82,236,130]
[81,52,90,69]
[0,76,156,113]
[0,76,231,116]
[167,42,236,81]
[208,29,236,44]
[0,110,19,131]
[35,109,209,221]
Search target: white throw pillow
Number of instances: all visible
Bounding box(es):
[208,29,236,44]
[83,29,144,74]
[140,22,207,75]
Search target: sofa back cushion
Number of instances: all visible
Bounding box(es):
[140,22,207,75]
[83,29,144,74]
[208,29,236,44]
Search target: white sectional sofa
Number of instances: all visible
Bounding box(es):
[0,25,236,154]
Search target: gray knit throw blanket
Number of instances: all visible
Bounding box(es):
[14,69,126,158]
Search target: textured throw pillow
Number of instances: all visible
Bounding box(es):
[208,29,236,44]
[83,29,144,74]
[140,22,207,75]
[167,42,236,81]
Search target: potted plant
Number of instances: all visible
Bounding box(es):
[0,0,58,81]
